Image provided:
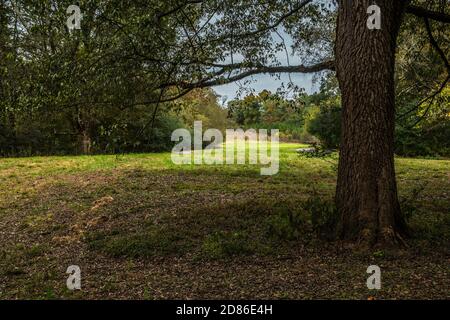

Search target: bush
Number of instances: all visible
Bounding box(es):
[265,205,308,240]
[97,113,184,153]
[265,199,338,241]
[395,124,450,157]
[307,104,341,149]
[201,231,252,259]
[303,196,338,240]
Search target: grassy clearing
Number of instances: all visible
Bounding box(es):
[0,143,449,299]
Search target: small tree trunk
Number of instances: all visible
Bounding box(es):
[335,0,409,245]
[81,130,92,155]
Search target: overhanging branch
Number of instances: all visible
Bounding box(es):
[121,60,335,107]
[405,5,450,23]
[397,14,450,123]
[59,60,335,109]
[164,60,335,90]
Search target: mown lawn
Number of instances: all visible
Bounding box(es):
[0,143,449,299]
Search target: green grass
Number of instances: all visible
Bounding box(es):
[0,143,449,299]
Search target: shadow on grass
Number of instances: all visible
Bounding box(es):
[86,188,450,260]
[85,198,328,260]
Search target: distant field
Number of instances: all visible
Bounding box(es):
[0,143,449,299]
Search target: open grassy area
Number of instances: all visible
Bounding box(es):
[0,143,449,299]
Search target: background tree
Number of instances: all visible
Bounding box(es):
[227,90,306,141]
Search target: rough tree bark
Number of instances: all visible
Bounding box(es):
[335,0,409,245]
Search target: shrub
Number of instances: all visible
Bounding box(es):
[307,105,341,149]
[303,196,338,240]
[394,124,450,157]
[201,231,252,259]
[265,205,308,241]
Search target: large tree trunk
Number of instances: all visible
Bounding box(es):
[335,0,409,245]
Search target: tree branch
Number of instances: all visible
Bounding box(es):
[423,17,450,74]
[163,60,335,90]
[116,60,335,108]
[397,15,450,122]
[397,75,449,121]
[405,5,450,23]
[209,0,313,44]
[199,61,335,87]
[156,0,204,20]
